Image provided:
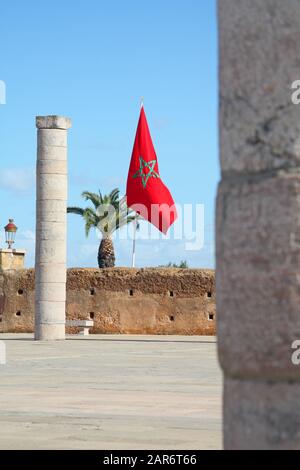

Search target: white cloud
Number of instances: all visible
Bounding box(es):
[67,242,99,267]
[153,116,170,130]
[21,230,35,241]
[0,168,35,193]
[79,243,98,258]
[70,173,125,190]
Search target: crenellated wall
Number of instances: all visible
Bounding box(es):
[0,268,216,335]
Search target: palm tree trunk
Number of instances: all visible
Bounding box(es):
[98,237,115,268]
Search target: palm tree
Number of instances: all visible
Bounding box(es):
[67,188,137,268]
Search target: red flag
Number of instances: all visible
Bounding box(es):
[126,106,177,234]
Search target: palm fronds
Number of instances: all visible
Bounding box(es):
[68,188,138,238]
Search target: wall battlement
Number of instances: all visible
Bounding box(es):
[0,268,215,335]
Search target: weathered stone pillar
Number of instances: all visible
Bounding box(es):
[217,0,300,449]
[35,115,71,340]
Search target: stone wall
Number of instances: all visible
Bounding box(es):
[0,268,216,335]
[218,0,300,449]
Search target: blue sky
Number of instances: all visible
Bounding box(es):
[0,0,218,268]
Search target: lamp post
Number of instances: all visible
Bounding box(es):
[4,219,17,249]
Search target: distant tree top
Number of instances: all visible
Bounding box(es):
[159,260,189,269]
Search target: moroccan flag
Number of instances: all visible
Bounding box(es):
[126,106,177,234]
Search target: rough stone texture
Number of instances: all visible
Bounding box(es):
[0,268,216,335]
[37,145,68,161]
[37,174,67,200]
[37,240,66,264]
[37,206,66,224]
[219,0,300,175]
[0,270,35,332]
[36,264,66,284]
[217,172,300,379]
[0,250,25,271]
[37,160,67,175]
[36,221,66,241]
[36,283,67,302]
[224,378,300,450]
[37,129,68,148]
[35,115,71,340]
[217,0,300,449]
[36,115,72,130]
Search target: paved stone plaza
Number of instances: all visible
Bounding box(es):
[0,334,222,449]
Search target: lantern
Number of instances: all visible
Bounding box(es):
[4,219,17,249]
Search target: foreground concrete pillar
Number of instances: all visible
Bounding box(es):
[217,0,300,449]
[35,115,71,340]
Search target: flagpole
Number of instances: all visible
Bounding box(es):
[131,97,143,268]
[132,216,137,268]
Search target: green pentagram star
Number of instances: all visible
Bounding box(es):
[132,156,160,188]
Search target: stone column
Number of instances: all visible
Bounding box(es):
[217,0,300,449]
[35,115,71,340]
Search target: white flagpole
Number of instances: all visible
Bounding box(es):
[131,97,144,268]
[132,216,137,268]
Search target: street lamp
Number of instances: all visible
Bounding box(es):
[4,219,17,249]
